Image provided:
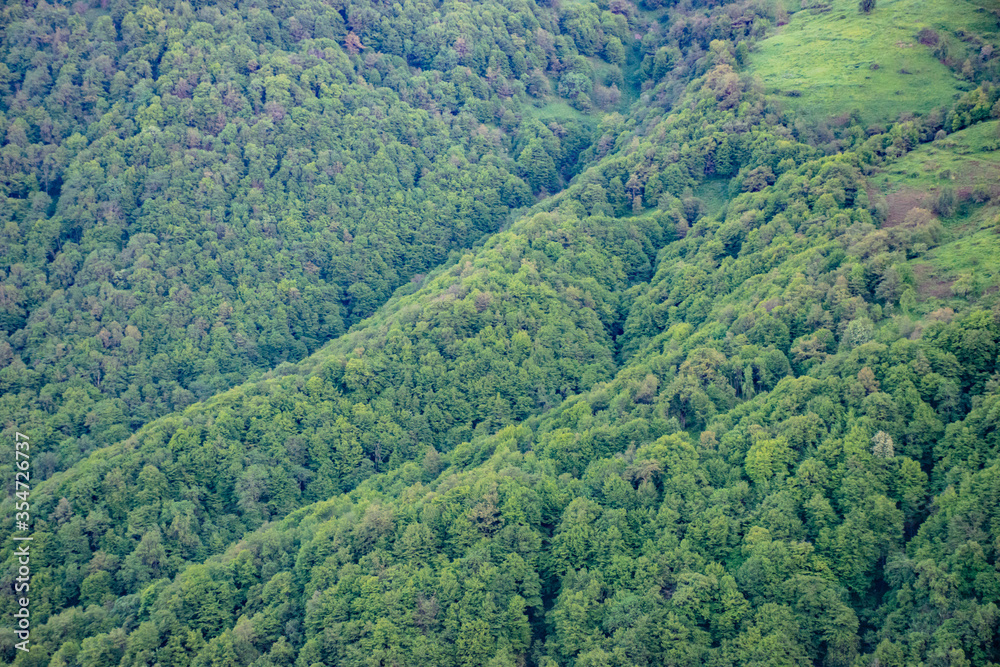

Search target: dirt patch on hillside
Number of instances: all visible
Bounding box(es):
[884,188,933,228]
[879,160,1000,228]
[912,262,953,299]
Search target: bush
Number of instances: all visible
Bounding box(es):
[972,184,992,204]
[845,317,875,348]
[917,28,940,46]
[934,187,956,217]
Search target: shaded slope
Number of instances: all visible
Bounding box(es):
[5,0,1000,664]
[1,0,638,479]
[13,139,999,663]
[0,204,672,625]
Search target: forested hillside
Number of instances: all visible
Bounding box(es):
[3,0,1000,665]
[0,0,624,476]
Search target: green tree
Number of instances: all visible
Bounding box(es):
[519,139,559,194]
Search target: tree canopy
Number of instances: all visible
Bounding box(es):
[2,0,1000,665]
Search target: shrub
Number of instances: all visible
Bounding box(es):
[971,184,991,204]
[917,28,940,46]
[934,187,956,217]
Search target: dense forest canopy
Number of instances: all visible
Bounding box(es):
[3,0,1000,665]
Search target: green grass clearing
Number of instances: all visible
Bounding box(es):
[876,120,1000,193]
[906,206,1000,307]
[750,0,991,126]
[870,121,1000,311]
[694,177,731,220]
[523,100,592,124]
[870,120,1000,226]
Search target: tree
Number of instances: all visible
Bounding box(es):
[845,317,875,349]
[934,187,956,217]
[345,31,364,55]
[457,618,495,666]
[951,272,981,299]
[518,139,559,194]
[871,431,895,458]
[745,434,793,485]
[604,36,626,67]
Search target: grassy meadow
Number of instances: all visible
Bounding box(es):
[876,119,1000,194]
[752,0,993,125]
[870,121,1000,310]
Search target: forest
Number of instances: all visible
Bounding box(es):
[2,0,1000,664]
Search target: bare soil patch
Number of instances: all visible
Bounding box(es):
[884,188,932,228]
[912,262,954,299]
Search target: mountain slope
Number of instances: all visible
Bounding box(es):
[3,0,1000,665]
[0,0,622,479]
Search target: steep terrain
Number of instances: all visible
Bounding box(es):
[3,0,1000,665]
